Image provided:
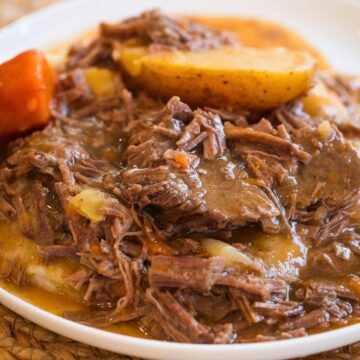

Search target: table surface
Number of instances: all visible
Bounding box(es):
[0,1,359,359]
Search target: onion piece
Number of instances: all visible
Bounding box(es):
[68,189,108,223]
[202,238,262,272]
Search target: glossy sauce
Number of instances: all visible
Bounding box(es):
[0,223,147,338]
[189,16,329,69]
[0,16,329,339]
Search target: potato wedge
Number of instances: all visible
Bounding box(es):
[119,46,316,111]
[68,189,108,223]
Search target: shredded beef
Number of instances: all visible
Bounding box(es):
[38,245,78,260]
[218,275,287,300]
[279,309,330,331]
[278,125,360,209]
[120,97,282,234]
[149,255,225,291]
[225,122,310,163]
[177,110,226,160]
[146,289,213,343]
[2,10,360,345]
[100,10,238,52]
[0,258,27,286]
[67,9,238,71]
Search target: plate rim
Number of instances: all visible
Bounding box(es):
[1,286,360,360]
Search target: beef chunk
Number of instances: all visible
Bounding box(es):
[295,279,358,325]
[146,289,233,344]
[273,101,320,133]
[252,301,304,319]
[217,274,287,300]
[196,159,281,233]
[68,9,238,69]
[149,256,225,291]
[120,97,281,234]
[279,309,330,331]
[67,38,115,69]
[180,288,234,322]
[120,162,281,234]
[226,121,310,187]
[146,289,213,343]
[100,10,238,52]
[38,245,78,260]
[306,242,360,276]
[278,125,360,209]
[64,305,149,327]
[0,258,27,286]
[121,166,193,210]
[296,279,359,302]
[177,110,226,159]
[225,122,310,163]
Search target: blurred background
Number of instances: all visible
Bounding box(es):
[0,0,57,26]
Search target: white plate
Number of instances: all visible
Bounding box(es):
[0,0,360,359]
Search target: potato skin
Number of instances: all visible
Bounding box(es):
[120,47,316,111]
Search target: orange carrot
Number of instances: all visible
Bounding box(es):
[0,49,56,138]
[90,243,103,256]
[173,151,197,169]
[174,152,190,168]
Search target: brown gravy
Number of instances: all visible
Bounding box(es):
[189,16,329,69]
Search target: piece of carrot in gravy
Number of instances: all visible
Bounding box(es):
[0,49,56,138]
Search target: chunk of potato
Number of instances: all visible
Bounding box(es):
[119,46,316,111]
[68,189,108,223]
[83,67,117,97]
[302,79,349,122]
[317,120,333,140]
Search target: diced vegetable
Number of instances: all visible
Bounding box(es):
[174,152,196,168]
[0,50,56,138]
[119,46,316,111]
[202,238,260,271]
[68,189,108,223]
[317,121,333,140]
[83,67,117,97]
[302,80,348,122]
[163,149,198,169]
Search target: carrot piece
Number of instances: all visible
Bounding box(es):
[0,49,56,138]
[90,243,103,256]
[174,152,191,168]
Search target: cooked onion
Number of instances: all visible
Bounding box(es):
[69,189,108,223]
[202,238,260,271]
